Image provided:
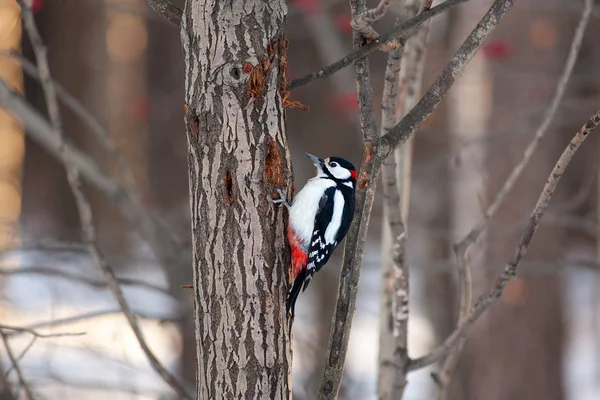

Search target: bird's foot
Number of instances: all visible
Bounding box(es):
[271,188,291,209]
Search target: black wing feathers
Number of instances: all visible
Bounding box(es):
[302,187,338,291]
[336,186,355,244]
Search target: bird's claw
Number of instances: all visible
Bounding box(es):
[271,188,291,209]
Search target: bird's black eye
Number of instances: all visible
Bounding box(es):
[330,162,338,168]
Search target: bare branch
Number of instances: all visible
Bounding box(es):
[20,6,193,399]
[317,1,380,398]
[0,330,36,400]
[0,324,85,377]
[431,2,593,393]
[0,50,140,198]
[0,79,185,286]
[350,0,393,40]
[7,309,182,336]
[146,0,182,26]
[380,0,517,156]
[460,0,594,248]
[0,324,85,339]
[0,62,185,303]
[378,0,431,396]
[0,358,17,400]
[288,0,471,91]
[409,108,600,371]
[0,266,172,296]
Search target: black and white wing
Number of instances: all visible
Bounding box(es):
[302,186,350,291]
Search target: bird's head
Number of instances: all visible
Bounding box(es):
[306,153,357,185]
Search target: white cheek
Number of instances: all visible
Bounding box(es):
[332,167,350,180]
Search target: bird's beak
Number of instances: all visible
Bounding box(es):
[305,153,324,167]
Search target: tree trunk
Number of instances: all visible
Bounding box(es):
[180,2,293,398]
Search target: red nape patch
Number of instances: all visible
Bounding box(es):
[350,170,357,180]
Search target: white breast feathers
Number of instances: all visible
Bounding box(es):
[324,189,344,244]
[289,178,335,249]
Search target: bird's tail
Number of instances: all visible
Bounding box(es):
[286,268,307,325]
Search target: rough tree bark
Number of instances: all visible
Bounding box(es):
[180,1,293,398]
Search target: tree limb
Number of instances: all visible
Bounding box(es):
[0,324,85,339]
[288,0,471,91]
[20,5,193,399]
[146,0,182,26]
[0,50,140,199]
[378,0,431,397]
[432,0,593,395]
[0,266,172,296]
[317,0,380,398]
[350,0,394,41]
[379,0,517,156]
[6,309,182,336]
[0,329,36,400]
[409,108,600,371]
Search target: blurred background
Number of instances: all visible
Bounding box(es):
[1,0,600,399]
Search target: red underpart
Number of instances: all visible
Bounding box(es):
[287,226,307,279]
[350,170,357,180]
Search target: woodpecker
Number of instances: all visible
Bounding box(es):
[273,153,357,321]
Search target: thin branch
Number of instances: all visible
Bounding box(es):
[350,0,393,40]
[460,0,594,248]
[288,0,471,91]
[146,0,182,26]
[380,0,517,156]
[318,1,380,399]
[0,358,18,400]
[0,325,85,378]
[20,6,193,399]
[0,266,172,296]
[0,330,36,400]
[0,68,184,299]
[7,310,182,336]
[0,50,140,199]
[433,1,593,393]
[0,79,182,272]
[378,0,431,397]
[0,324,85,339]
[409,108,600,371]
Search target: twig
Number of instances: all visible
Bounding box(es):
[0,50,140,199]
[288,0,471,91]
[319,0,516,396]
[0,79,181,268]
[460,0,593,248]
[408,108,600,371]
[20,5,193,399]
[7,309,182,336]
[0,72,185,304]
[0,330,36,400]
[379,0,517,156]
[299,0,357,122]
[432,1,593,394]
[378,0,431,397]
[146,0,182,26]
[0,324,85,339]
[350,0,393,41]
[0,325,85,378]
[0,240,87,256]
[317,1,380,399]
[0,266,172,296]
[0,358,17,400]
[40,373,174,397]
[0,78,183,270]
